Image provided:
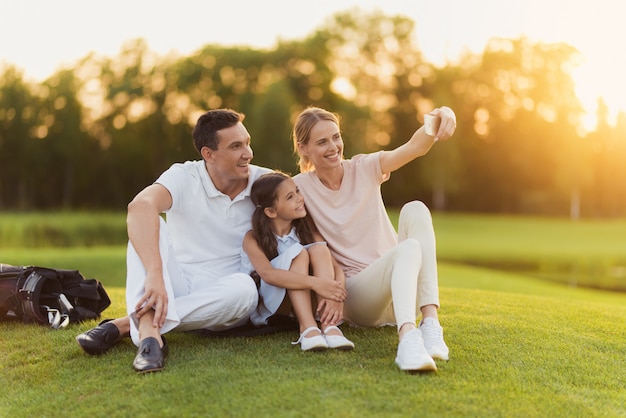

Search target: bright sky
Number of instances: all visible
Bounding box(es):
[2,0,625,128]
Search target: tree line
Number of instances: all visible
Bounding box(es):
[1,9,625,218]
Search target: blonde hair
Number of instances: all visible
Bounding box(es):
[292,107,341,173]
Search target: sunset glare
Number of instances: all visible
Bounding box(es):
[2,0,625,130]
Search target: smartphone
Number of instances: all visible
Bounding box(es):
[424,114,441,136]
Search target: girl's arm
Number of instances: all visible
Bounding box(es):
[242,231,347,302]
[379,106,457,174]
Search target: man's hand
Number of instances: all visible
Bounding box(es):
[135,271,168,328]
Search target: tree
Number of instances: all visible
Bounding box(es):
[585,100,626,217]
[445,38,584,215]
[309,9,444,207]
[38,69,96,208]
[0,66,42,209]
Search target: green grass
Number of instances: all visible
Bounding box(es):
[3,211,626,291]
[432,214,626,291]
[2,246,127,287]
[0,211,127,248]
[1,213,626,417]
[2,279,625,417]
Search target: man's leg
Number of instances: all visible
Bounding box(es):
[76,218,182,365]
[132,309,169,373]
[173,272,257,332]
[74,317,131,355]
[125,218,186,345]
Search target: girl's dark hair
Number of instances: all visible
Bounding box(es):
[250,171,316,260]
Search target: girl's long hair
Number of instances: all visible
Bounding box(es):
[250,171,316,260]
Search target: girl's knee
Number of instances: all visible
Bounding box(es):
[307,243,330,258]
[288,250,310,275]
[294,249,310,262]
[307,244,332,270]
[291,249,310,269]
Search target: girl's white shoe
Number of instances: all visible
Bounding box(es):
[322,326,355,350]
[292,327,328,351]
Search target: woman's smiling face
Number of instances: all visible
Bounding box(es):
[298,119,343,171]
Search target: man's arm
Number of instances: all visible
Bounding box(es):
[126,183,173,328]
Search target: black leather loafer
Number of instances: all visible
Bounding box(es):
[75,319,122,355]
[133,336,168,373]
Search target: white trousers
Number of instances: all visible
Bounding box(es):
[126,218,258,345]
[344,201,440,330]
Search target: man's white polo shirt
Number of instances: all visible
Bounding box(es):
[156,160,271,280]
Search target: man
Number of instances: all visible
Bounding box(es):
[76,109,272,373]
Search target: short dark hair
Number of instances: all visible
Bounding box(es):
[191,109,245,155]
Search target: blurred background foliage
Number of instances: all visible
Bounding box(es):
[1,9,625,218]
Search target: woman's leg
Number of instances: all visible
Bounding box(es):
[345,202,440,337]
[398,201,448,360]
[344,238,435,370]
[344,239,421,336]
[397,201,440,323]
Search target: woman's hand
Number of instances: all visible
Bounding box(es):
[429,106,457,142]
[135,271,168,328]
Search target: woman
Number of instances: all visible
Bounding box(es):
[292,106,456,371]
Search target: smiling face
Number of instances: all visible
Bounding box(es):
[297,119,343,172]
[265,177,307,222]
[203,122,254,193]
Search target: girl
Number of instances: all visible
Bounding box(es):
[241,171,354,351]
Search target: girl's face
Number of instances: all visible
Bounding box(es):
[298,120,343,170]
[266,178,307,221]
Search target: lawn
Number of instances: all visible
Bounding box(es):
[1,213,625,417]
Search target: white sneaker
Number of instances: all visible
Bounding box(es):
[322,326,355,350]
[395,329,437,371]
[292,327,328,352]
[419,317,449,360]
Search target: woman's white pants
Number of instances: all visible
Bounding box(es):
[344,201,440,330]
